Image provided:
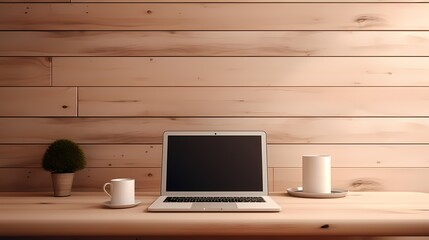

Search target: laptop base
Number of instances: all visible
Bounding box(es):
[148,196,281,212]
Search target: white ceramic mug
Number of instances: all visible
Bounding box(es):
[103,178,135,205]
[302,155,331,193]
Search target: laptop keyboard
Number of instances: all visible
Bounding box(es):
[164,197,265,203]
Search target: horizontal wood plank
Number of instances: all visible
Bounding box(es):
[0,168,161,192]
[2,118,429,144]
[0,0,68,2]
[268,145,429,168]
[4,0,428,3]
[1,193,429,237]
[268,168,274,193]
[0,57,50,86]
[0,167,272,192]
[3,31,429,57]
[2,3,429,30]
[84,145,161,168]
[73,0,429,2]
[0,192,429,236]
[0,236,404,240]
[0,145,46,168]
[79,87,429,117]
[0,236,410,240]
[1,167,427,192]
[2,144,429,169]
[0,145,161,168]
[53,57,429,87]
[0,87,76,116]
[274,168,429,192]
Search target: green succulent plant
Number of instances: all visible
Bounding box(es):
[42,139,86,173]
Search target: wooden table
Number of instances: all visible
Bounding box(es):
[0,192,429,237]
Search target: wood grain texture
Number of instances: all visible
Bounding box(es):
[0,237,420,240]
[0,145,46,168]
[17,237,429,240]
[72,0,429,2]
[268,145,429,168]
[1,192,429,236]
[3,31,429,56]
[0,0,68,2]
[2,3,429,30]
[0,167,273,193]
[273,168,429,192]
[2,118,429,144]
[82,145,161,168]
[268,167,274,193]
[0,168,161,192]
[0,145,161,168]
[0,57,50,86]
[2,144,429,169]
[2,167,429,193]
[79,87,429,117]
[53,57,429,87]
[0,237,413,240]
[3,0,429,197]
[0,87,77,116]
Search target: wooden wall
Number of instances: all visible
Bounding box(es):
[1,0,429,193]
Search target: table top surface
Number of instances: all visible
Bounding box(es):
[1,192,429,237]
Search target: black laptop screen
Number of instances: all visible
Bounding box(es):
[166,135,263,192]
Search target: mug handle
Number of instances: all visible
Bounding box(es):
[103,182,112,198]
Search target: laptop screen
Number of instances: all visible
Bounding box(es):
[166,135,263,192]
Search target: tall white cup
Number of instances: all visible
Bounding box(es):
[302,155,331,193]
[103,178,135,205]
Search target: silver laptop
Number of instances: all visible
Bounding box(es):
[148,131,281,212]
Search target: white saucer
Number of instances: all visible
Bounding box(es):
[103,200,141,209]
[287,187,348,198]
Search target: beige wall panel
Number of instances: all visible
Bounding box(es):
[0,87,76,116]
[0,238,405,240]
[0,57,50,86]
[0,168,161,192]
[3,144,429,169]
[273,168,429,192]
[79,87,429,117]
[0,168,52,191]
[0,0,69,2]
[1,3,429,30]
[73,0,429,2]
[3,31,429,56]
[0,145,45,168]
[268,167,274,193]
[0,167,274,193]
[268,145,429,168]
[76,167,160,192]
[82,145,161,168]
[0,237,423,240]
[0,145,161,168]
[53,57,429,87]
[2,118,429,144]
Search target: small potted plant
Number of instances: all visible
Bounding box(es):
[42,139,86,197]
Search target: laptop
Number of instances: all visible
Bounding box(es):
[148,131,281,212]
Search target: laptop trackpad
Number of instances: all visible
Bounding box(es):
[192,203,238,211]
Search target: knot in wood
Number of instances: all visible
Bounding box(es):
[321,224,330,229]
